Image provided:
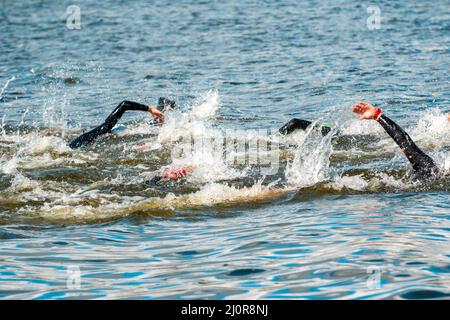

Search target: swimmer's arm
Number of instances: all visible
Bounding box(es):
[69,100,164,149]
[352,102,438,178]
[118,101,164,123]
[120,100,150,111]
[352,102,423,153]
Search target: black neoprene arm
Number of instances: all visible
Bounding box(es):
[69,100,150,149]
[376,114,438,179]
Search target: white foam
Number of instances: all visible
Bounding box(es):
[188,90,220,119]
[409,109,450,147]
[156,90,247,183]
[286,125,335,187]
[327,174,369,191]
[339,119,385,135]
[1,156,19,175]
[34,181,290,221]
[1,90,448,222]
[9,173,40,192]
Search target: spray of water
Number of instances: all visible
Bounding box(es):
[285,123,335,188]
[0,90,448,223]
[0,76,16,100]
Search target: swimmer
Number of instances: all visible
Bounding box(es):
[67,97,182,185]
[279,104,448,181]
[145,165,190,186]
[352,102,441,181]
[68,97,175,149]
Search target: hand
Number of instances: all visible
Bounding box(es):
[352,102,380,120]
[447,113,450,122]
[149,107,164,123]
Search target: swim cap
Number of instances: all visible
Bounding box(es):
[321,124,331,136]
[162,166,187,181]
[157,97,176,111]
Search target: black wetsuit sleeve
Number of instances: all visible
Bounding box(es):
[69,100,149,149]
[376,114,438,179]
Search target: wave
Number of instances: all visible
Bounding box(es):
[0,91,449,223]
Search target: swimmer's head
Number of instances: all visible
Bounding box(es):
[157,97,176,112]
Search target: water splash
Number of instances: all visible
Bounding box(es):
[0,76,15,100]
[0,90,449,223]
[285,123,335,188]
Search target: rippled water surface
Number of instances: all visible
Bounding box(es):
[0,0,449,299]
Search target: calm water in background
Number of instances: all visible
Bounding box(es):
[0,0,449,299]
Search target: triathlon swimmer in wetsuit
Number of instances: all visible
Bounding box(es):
[68,97,175,149]
[351,102,439,180]
[279,103,446,181]
[67,97,187,185]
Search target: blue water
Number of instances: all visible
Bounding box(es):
[0,0,449,299]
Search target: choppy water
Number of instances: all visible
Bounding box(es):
[0,0,449,299]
